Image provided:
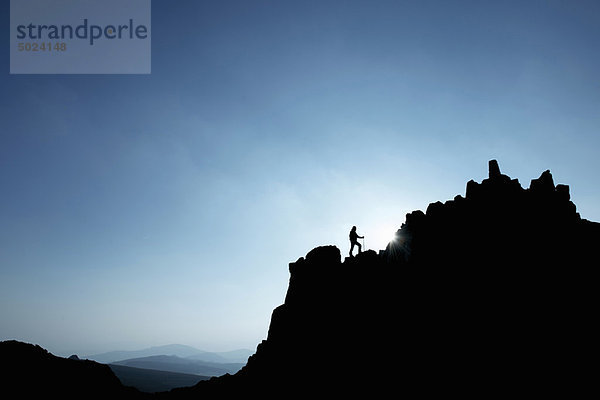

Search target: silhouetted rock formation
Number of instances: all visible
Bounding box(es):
[167,160,599,397]
[4,161,598,398]
[0,340,144,399]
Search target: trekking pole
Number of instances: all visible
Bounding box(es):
[362,237,365,251]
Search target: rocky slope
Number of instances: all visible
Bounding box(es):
[0,340,144,398]
[3,161,597,398]
[168,160,598,397]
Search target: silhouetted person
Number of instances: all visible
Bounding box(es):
[349,226,364,257]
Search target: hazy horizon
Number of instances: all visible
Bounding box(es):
[2,1,600,357]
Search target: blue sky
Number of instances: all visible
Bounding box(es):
[1,1,599,356]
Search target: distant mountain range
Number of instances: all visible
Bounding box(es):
[86,344,253,364]
[86,344,250,392]
[108,364,209,393]
[111,354,244,376]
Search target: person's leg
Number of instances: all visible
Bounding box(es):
[357,242,362,253]
[350,242,355,256]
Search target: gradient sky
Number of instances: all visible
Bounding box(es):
[1,1,599,356]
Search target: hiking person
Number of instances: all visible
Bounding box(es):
[349,226,364,257]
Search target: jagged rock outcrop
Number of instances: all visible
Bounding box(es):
[391,159,591,270]
[167,161,599,397]
[6,161,596,398]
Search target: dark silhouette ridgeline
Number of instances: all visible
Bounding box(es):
[166,160,599,397]
[0,340,144,398]
[2,161,598,398]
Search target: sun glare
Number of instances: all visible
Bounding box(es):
[366,224,400,251]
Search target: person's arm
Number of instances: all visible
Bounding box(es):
[359,235,364,239]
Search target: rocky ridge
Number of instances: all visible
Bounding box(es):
[3,161,597,398]
[169,160,598,397]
